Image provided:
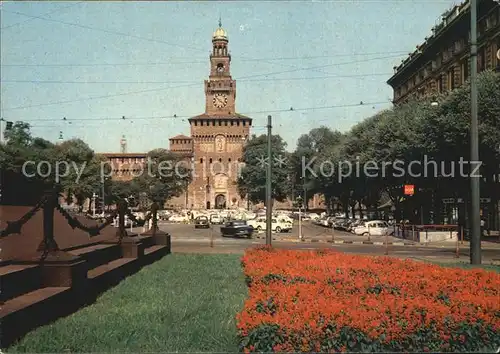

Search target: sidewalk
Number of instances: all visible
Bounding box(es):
[257,232,500,249]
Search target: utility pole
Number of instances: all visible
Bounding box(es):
[0,118,4,144]
[92,193,97,217]
[297,196,303,240]
[266,115,273,246]
[470,0,481,264]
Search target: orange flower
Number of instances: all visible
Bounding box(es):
[237,248,500,352]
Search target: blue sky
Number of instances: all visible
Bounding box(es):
[1,0,459,153]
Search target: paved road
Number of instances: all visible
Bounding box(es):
[131,222,500,264]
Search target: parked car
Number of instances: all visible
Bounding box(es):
[169,214,189,223]
[333,218,350,231]
[354,220,392,236]
[247,218,292,233]
[220,220,253,238]
[210,214,223,224]
[194,216,210,229]
[307,213,320,221]
[347,219,365,232]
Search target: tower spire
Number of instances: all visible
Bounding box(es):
[218,16,222,28]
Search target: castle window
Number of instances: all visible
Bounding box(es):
[228,158,231,162]
[200,158,203,163]
[209,158,213,163]
[218,158,222,162]
[237,121,240,126]
[218,120,222,126]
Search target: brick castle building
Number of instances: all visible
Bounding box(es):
[387,0,499,105]
[102,22,251,210]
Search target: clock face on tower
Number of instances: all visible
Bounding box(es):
[213,93,228,108]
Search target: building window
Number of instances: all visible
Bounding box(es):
[228,158,231,162]
[437,76,443,93]
[447,68,455,90]
[200,158,203,163]
[478,47,486,72]
[209,158,212,164]
[462,59,469,83]
[218,158,222,162]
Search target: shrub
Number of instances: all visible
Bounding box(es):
[237,248,500,352]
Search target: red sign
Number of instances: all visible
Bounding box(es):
[404,185,415,196]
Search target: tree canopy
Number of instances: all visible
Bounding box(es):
[288,70,500,222]
[237,134,291,204]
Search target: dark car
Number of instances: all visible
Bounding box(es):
[194,216,210,229]
[220,220,253,238]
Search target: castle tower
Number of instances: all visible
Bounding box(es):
[187,21,252,209]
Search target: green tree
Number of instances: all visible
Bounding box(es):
[290,126,344,204]
[238,134,291,204]
[55,139,105,211]
[133,148,191,206]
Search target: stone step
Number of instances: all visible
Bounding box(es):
[0,264,42,302]
[137,234,155,248]
[68,243,122,271]
[87,257,137,280]
[0,242,170,348]
[0,286,74,348]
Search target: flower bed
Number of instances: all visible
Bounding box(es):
[237,247,500,352]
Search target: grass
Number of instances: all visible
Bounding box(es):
[8,254,247,352]
[437,262,500,272]
[410,257,500,272]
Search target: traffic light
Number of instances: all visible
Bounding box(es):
[5,121,13,130]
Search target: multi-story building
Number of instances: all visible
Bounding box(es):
[102,22,251,210]
[387,0,500,105]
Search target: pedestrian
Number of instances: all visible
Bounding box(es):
[480,218,485,237]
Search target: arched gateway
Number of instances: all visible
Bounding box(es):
[215,194,226,209]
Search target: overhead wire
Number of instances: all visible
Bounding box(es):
[0,50,409,67]
[1,72,393,84]
[0,1,85,30]
[1,8,405,112]
[24,100,391,127]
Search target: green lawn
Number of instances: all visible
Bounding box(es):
[9,254,247,352]
[437,262,500,272]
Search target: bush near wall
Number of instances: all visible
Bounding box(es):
[237,247,500,352]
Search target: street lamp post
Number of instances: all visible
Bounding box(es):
[470,0,481,264]
[101,176,110,214]
[265,115,273,246]
[297,196,303,240]
[92,193,97,217]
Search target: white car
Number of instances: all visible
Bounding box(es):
[169,214,189,223]
[354,220,392,236]
[210,214,223,224]
[247,218,292,233]
[307,213,320,221]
